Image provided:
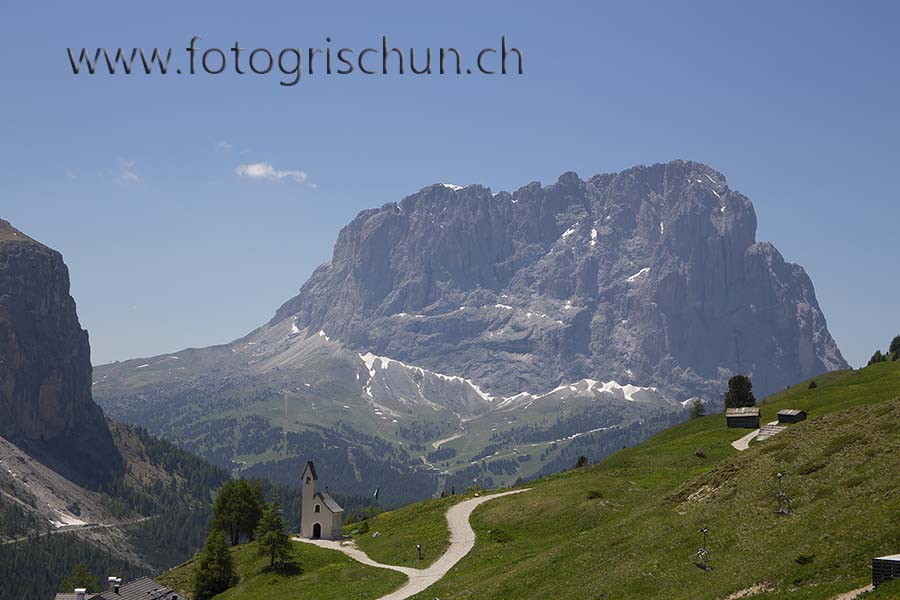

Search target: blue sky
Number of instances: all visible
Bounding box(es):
[1,1,897,368]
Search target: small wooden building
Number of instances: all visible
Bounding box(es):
[873,554,900,587]
[777,409,807,424]
[726,406,760,429]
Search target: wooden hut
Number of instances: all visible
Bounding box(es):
[873,554,900,587]
[777,409,807,424]
[725,407,760,429]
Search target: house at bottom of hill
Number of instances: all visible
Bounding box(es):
[55,576,180,600]
[725,406,761,429]
[299,461,344,541]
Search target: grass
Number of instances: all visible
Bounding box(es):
[860,579,900,598]
[0,221,34,243]
[159,362,900,599]
[346,494,470,567]
[380,361,900,599]
[158,540,406,600]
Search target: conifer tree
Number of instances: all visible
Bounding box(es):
[724,375,756,408]
[59,563,97,593]
[689,399,706,419]
[212,479,264,545]
[868,350,886,366]
[255,501,292,570]
[192,530,238,600]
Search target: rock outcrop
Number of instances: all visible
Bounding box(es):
[0,219,122,486]
[273,161,847,401]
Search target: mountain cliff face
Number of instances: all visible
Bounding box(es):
[92,160,848,498]
[0,219,122,486]
[273,160,846,401]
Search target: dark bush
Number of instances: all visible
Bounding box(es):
[489,529,512,544]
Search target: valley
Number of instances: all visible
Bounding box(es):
[93,325,684,504]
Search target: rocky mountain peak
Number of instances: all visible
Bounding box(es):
[0,221,122,486]
[272,160,847,401]
[0,219,36,243]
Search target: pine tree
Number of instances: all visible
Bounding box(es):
[254,501,292,570]
[868,350,886,366]
[689,399,706,419]
[212,479,264,546]
[808,380,817,389]
[890,335,900,360]
[724,375,756,409]
[59,563,98,593]
[575,455,590,468]
[192,530,238,600]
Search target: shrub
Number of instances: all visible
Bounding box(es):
[587,490,604,500]
[689,399,706,420]
[797,461,826,476]
[808,380,817,389]
[489,529,512,543]
[843,474,866,488]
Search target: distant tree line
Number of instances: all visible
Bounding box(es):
[0,533,146,600]
[0,494,42,541]
[868,334,900,366]
[242,423,438,508]
[426,446,458,463]
[533,411,683,481]
[0,423,231,599]
[397,419,457,446]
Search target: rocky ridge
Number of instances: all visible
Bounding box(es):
[0,219,122,486]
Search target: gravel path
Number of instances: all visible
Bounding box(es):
[731,421,779,451]
[832,585,874,600]
[431,431,465,450]
[294,489,529,600]
[731,429,759,451]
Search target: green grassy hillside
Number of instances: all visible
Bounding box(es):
[370,362,900,600]
[346,494,470,567]
[158,362,900,599]
[158,540,404,600]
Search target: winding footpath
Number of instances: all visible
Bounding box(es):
[731,421,780,452]
[294,489,529,600]
[730,429,759,451]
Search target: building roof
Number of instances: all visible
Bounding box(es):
[317,491,344,513]
[304,461,319,481]
[875,554,900,562]
[726,407,760,417]
[55,577,182,600]
[777,409,805,416]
